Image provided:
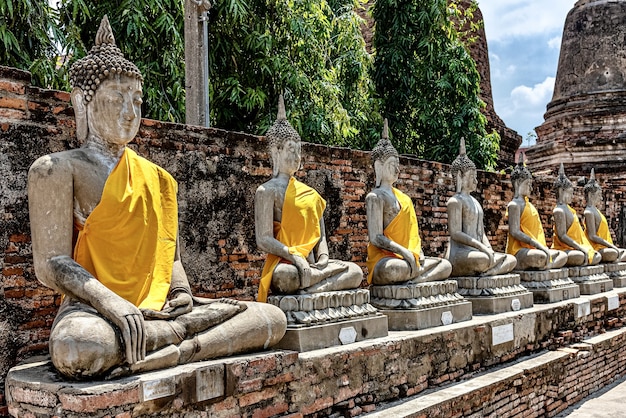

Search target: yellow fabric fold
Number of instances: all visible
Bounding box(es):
[551,205,595,264]
[73,147,178,311]
[506,197,547,255]
[366,188,421,284]
[586,210,614,250]
[258,177,326,302]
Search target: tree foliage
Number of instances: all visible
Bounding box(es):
[208,0,380,148]
[0,0,64,88]
[372,0,499,170]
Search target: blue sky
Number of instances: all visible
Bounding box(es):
[478,0,577,146]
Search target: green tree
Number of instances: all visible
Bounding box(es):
[0,0,64,88]
[55,0,186,123]
[372,0,499,170]
[209,0,380,148]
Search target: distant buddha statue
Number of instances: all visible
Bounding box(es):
[27,16,286,380]
[445,138,517,276]
[583,169,625,262]
[551,163,601,266]
[254,95,363,302]
[506,160,568,270]
[366,119,452,285]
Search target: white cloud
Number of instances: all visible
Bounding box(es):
[478,0,577,42]
[510,77,555,109]
[547,36,562,50]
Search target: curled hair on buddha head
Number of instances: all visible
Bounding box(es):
[372,119,400,187]
[553,163,573,191]
[450,137,476,192]
[69,15,143,104]
[266,94,301,177]
[584,168,602,201]
[511,152,533,186]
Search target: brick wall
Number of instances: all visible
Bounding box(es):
[1,65,626,416]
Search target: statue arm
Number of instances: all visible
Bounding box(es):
[448,197,495,266]
[366,193,418,274]
[311,218,329,269]
[584,209,616,249]
[553,208,587,254]
[508,202,549,252]
[28,156,146,364]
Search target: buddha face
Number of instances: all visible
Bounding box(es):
[380,156,400,184]
[588,189,602,206]
[517,178,533,197]
[274,139,301,176]
[460,168,478,193]
[559,186,573,204]
[86,75,143,146]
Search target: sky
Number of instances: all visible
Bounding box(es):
[477,0,578,146]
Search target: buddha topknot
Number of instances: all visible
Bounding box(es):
[584,168,602,196]
[371,119,399,162]
[553,163,573,190]
[266,94,301,150]
[451,137,476,178]
[511,162,533,184]
[69,15,143,103]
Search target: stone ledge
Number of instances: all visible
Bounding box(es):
[6,289,626,417]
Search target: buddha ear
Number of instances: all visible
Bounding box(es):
[455,171,462,193]
[270,147,279,178]
[374,160,383,187]
[71,88,88,142]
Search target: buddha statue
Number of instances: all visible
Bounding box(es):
[506,160,568,270]
[583,169,625,262]
[254,95,363,302]
[551,163,601,266]
[366,120,452,285]
[27,16,286,380]
[445,138,517,276]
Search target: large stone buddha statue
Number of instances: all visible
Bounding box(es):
[583,169,625,263]
[551,163,601,266]
[254,95,363,302]
[506,160,568,270]
[366,120,452,285]
[445,138,517,276]
[27,16,286,380]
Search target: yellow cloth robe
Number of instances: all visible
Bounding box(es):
[506,197,547,255]
[73,147,178,311]
[586,210,614,250]
[551,205,595,264]
[366,188,421,284]
[258,177,326,302]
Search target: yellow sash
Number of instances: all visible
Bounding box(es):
[366,188,421,283]
[551,205,595,264]
[506,197,547,255]
[73,148,178,311]
[586,210,614,250]
[258,177,326,302]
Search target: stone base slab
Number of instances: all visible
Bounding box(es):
[604,262,626,288]
[379,301,473,331]
[568,265,613,295]
[515,269,580,303]
[454,273,534,314]
[275,314,389,351]
[369,280,467,310]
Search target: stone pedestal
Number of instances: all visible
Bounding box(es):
[568,265,612,295]
[369,280,472,331]
[267,289,388,351]
[454,273,534,314]
[516,269,580,303]
[603,262,626,288]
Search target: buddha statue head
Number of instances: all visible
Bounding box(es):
[266,94,302,178]
[584,168,602,206]
[69,15,144,144]
[450,137,477,193]
[371,119,400,187]
[553,163,574,204]
[511,154,533,198]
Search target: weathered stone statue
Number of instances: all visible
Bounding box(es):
[551,163,601,266]
[445,138,517,276]
[27,16,286,380]
[366,120,452,285]
[583,169,625,263]
[506,160,568,270]
[254,94,363,302]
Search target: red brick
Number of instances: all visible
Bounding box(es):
[252,401,289,418]
[0,96,27,110]
[238,387,279,408]
[59,388,140,413]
